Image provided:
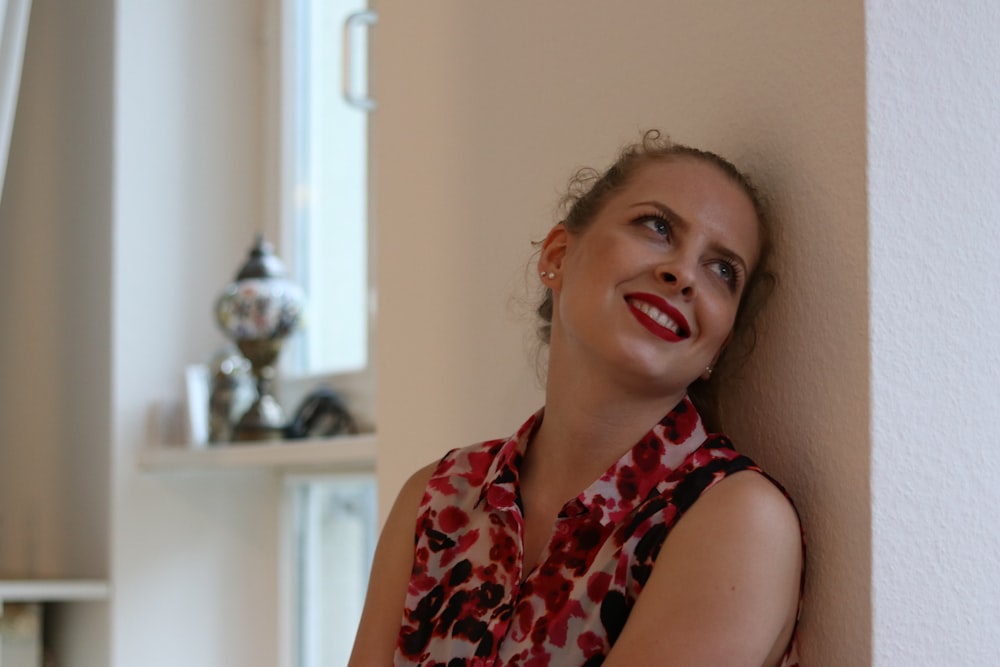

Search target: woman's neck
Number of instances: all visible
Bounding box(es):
[521,349,687,506]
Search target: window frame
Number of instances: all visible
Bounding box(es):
[264,0,377,433]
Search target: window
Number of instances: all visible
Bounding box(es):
[275,2,378,666]
[280,0,372,377]
[287,475,377,667]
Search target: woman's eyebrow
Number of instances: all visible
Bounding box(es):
[631,200,688,229]
[713,243,749,275]
[631,199,749,273]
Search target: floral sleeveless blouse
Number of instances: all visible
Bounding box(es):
[394,397,802,666]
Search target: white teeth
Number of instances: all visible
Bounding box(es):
[629,298,681,335]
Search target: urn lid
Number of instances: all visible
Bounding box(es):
[235,234,288,281]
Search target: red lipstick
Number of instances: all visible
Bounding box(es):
[625,292,690,342]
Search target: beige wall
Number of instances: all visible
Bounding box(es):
[373,2,869,665]
[0,0,114,662]
[0,0,112,584]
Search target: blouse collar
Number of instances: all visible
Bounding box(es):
[478,396,710,525]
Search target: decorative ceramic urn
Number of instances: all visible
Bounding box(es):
[215,235,305,441]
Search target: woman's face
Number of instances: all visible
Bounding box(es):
[541,158,761,399]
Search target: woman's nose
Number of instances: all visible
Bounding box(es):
[660,266,695,298]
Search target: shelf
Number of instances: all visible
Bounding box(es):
[0,580,109,604]
[137,432,376,472]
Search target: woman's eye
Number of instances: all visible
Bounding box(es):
[711,260,740,286]
[639,215,671,238]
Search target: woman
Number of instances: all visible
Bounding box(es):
[350,132,803,666]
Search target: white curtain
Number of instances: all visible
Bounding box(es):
[0,0,30,204]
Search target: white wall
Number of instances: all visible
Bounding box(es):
[868,2,1000,664]
[113,1,281,666]
[373,2,869,665]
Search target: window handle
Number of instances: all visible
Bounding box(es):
[342,10,377,111]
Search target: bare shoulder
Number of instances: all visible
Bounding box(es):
[377,458,444,562]
[689,470,801,548]
[605,470,802,667]
[346,459,441,667]
[665,470,802,611]
[394,459,440,516]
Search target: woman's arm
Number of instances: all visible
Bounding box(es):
[605,470,802,667]
[347,462,438,667]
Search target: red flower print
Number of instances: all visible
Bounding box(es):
[428,474,458,496]
[463,450,496,487]
[577,631,606,658]
[547,599,585,647]
[439,505,469,532]
[615,465,639,501]
[533,571,572,612]
[489,529,518,571]
[632,437,662,473]
[586,571,611,602]
[487,484,517,509]
[392,402,801,666]
[457,529,479,552]
[661,398,698,441]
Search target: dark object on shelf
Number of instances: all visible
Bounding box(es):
[284,388,358,440]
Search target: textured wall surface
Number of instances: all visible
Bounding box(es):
[868,1,1000,664]
[373,2,869,664]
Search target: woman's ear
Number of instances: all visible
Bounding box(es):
[538,223,569,287]
[702,331,734,380]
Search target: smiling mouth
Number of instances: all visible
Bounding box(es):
[625,295,690,340]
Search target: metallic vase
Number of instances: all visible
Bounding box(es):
[214,235,304,442]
